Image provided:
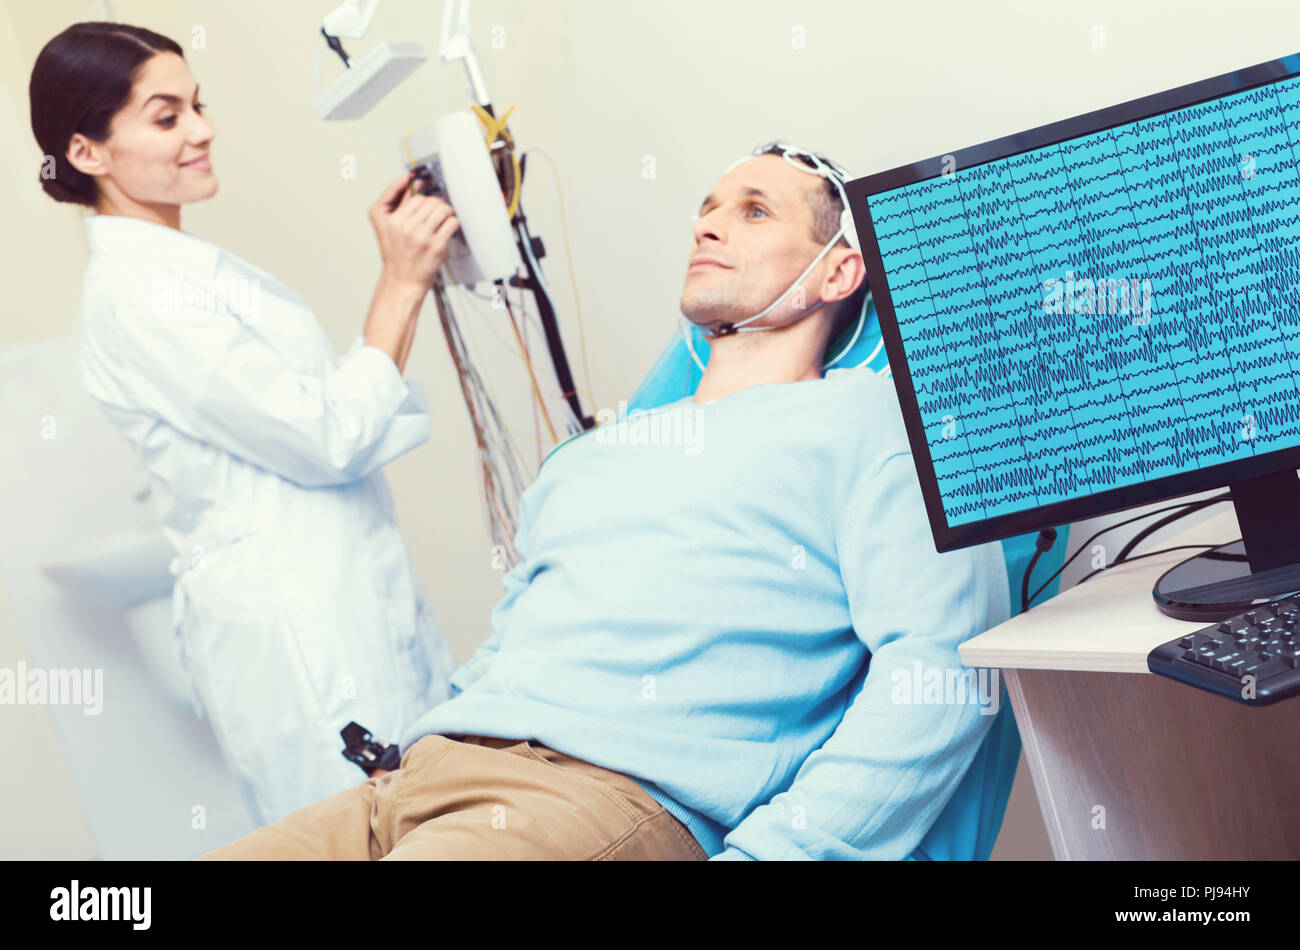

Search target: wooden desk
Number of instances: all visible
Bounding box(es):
[960,509,1300,859]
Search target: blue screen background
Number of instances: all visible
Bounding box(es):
[869,75,1300,527]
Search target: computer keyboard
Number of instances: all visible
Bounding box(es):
[1148,596,1300,705]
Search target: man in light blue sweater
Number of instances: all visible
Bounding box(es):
[201,143,1009,862]
[398,142,1009,860]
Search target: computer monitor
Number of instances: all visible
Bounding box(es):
[845,51,1300,621]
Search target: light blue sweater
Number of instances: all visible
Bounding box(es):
[398,366,1010,859]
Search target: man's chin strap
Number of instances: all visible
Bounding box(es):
[713,299,826,337]
[681,289,871,375]
[681,299,832,376]
[700,237,841,339]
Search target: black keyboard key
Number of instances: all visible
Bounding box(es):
[1248,658,1292,680]
[1212,652,1241,670]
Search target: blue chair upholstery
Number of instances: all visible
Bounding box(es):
[626,307,1067,859]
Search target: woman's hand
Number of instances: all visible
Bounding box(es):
[369,171,461,290]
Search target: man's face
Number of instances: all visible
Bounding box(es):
[680,153,829,332]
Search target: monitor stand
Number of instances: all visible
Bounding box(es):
[1153,469,1300,621]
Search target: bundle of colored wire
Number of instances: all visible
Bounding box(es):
[423,104,592,562]
[431,274,530,568]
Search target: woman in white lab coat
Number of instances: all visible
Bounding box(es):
[30,22,459,825]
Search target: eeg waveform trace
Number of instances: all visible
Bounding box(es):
[868,75,1300,527]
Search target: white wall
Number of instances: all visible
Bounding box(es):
[0,0,100,862]
[0,339,255,859]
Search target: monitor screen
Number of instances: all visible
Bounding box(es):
[848,52,1300,551]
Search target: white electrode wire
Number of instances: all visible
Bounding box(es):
[681,288,874,374]
[438,286,509,552]
[706,237,839,335]
[518,219,554,299]
[444,258,562,450]
[450,278,575,448]
[821,304,865,369]
[457,320,527,495]
[682,316,708,375]
[464,334,530,501]
[861,331,884,367]
[821,292,874,370]
[436,278,529,561]
[466,363,523,553]
[474,381,527,507]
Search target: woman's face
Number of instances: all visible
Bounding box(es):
[73,52,217,213]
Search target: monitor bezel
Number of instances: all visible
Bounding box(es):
[845,51,1300,553]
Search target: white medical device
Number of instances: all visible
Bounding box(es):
[313,0,429,120]
[310,0,596,570]
[399,113,522,284]
[438,0,490,106]
[322,0,378,39]
[313,40,428,120]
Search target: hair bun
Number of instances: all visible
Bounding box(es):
[40,171,76,203]
[40,163,92,205]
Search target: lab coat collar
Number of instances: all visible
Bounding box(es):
[85,213,221,279]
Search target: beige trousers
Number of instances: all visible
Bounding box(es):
[197,733,709,861]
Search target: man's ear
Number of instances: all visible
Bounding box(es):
[824,247,865,306]
[65,132,107,179]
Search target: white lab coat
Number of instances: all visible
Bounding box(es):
[79,214,456,825]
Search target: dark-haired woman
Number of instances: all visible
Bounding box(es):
[30,22,461,826]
